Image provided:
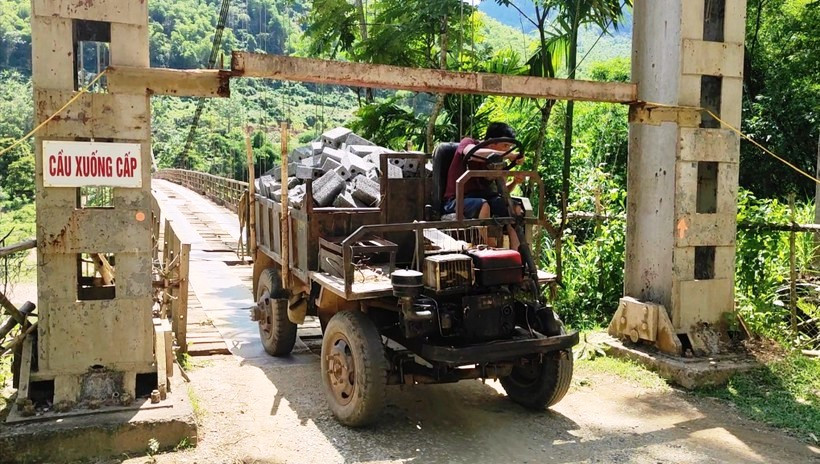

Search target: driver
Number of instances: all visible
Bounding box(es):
[443,122,522,250]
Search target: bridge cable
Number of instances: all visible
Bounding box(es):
[178,0,231,169]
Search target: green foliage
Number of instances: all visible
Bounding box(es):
[734,190,817,345]
[740,0,819,199]
[697,351,820,442]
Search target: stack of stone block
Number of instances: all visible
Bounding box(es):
[255,127,425,209]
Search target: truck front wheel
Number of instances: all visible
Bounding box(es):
[256,267,297,356]
[500,350,573,410]
[321,310,388,427]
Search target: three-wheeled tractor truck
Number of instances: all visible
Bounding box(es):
[248,138,579,426]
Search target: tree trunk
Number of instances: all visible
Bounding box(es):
[425,17,449,152]
[354,0,373,103]
[561,1,581,230]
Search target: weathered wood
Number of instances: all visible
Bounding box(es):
[108,66,231,98]
[0,302,35,341]
[0,293,25,325]
[280,122,290,290]
[16,336,33,407]
[0,240,35,258]
[244,127,257,258]
[92,253,115,285]
[177,242,190,352]
[154,321,168,398]
[231,52,638,103]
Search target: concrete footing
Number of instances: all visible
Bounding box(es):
[604,338,759,389]
[0,370,197,463]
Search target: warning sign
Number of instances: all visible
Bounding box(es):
[43,141,142,188]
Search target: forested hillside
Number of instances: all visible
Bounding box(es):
[1,0,818,340]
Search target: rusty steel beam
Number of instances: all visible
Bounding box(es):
[231,52,638,103]
[107,66,231,98]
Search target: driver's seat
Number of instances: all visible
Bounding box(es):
[431,143,459,220]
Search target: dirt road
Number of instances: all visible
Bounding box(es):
[127,349,818,464]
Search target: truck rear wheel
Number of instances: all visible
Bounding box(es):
[256,267,297,356]
[500,349,573,410]
[321,310,388,427]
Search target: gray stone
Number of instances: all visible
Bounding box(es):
[347,144,380,157]
[321,157,341,172]
[311,170,347,207]
[332,190,357,208]
[388,156,405,168]
[322,147,347,163]
[300,155,324,167]
[345,132,375,147]
[322,127,352,148]
[287,176,300,189]
[402,158,420,176]
[288,146,312,162]
[387,163,403,179]
[342,153,376,179]
[296,165,323,180]
[264,165,282,181]
[334,165,352,181]
[310,141,324,155]
[351,174,381,206]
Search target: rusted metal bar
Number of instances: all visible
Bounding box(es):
[0,239,36,258]
[231,52,638,104]
[107,66,231,98]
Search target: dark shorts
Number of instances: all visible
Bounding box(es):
[444,192,508,219]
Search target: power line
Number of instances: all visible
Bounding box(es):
[179,0,231,169]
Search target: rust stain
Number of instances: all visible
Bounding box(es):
[76,0,95,9]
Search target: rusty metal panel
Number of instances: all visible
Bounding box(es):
[38,207,152,254]
[35,90,150,140]
[31,16,74,90]
[232,52,637,103]
[32,0,148,26]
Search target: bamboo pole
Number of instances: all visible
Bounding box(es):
[244,126,257,258]
[789,194,797,338]
[0,240,36,258]
[280,121,290,290]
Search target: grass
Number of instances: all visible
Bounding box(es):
[576,355,671,391]
[187,385,204,423]
[696,351,820,443]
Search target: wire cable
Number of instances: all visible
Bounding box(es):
[0,69,108,157]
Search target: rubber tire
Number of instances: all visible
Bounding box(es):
[257,267,297,356]
[500,349,574,410]
[321,310,388,427]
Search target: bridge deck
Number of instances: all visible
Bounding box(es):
[152,179,317,360]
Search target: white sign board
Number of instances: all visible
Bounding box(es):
[43,141,142,188]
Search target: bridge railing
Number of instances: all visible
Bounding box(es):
[155,169,248,212]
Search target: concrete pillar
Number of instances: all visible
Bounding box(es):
[624,0,746,354]
[31,0,154,406]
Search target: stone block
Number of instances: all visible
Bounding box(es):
[333,190,357,208]
[351,175,381,206]
[347,145,381,157]
[322,127,352,149]
[286,177,300,189]
[345,133,375,147]
[322,157,341,172]
[312,170,347,207]
[296,165,323,181]
[311,141,324,155]
[681,40,744,78]
[402,158,420,176]
[671,278,734,330]
[342,153,375,179]
[334,166,352,181]
[387,163,403,179]
[323,147,347,163]
[678,128,740,164]
[300,155,324,167]
[289,146,312,162]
